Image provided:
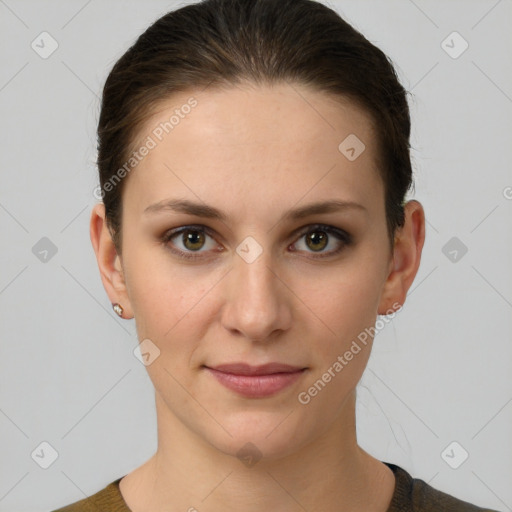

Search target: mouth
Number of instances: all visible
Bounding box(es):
[203,362,308,398]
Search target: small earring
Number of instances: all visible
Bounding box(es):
[112,303,124,318]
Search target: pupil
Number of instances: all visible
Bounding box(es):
[184,230,204,250]
[307,231,327,251]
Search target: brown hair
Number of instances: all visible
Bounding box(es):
[97,0,414,252]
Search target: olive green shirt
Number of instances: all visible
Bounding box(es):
[51,462,499,511]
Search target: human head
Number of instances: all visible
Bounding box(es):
[90,0,424,462]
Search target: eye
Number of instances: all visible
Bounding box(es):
[162,223,351,261]
[162,225,221,260]
[290,224,351,258]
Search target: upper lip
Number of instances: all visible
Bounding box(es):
[206,363,306,376]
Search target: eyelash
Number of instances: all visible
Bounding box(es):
[161,224,352,261]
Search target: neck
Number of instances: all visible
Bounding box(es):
[119,390,395,512]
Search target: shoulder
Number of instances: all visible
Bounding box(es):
[385,462,500,512]
[50,478,128,512]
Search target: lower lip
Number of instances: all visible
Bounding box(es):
[205,368,306,398]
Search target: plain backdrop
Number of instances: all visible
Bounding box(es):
[0,1,511,511]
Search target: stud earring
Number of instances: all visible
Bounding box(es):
[112,303,124,317]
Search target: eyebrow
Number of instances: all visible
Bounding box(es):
[143,198,367,222]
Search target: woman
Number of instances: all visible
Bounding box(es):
[53,0,499,510]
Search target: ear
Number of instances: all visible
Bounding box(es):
[90,203,134,319]
[377,199,425,315]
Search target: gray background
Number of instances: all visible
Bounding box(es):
[0,0,511,511]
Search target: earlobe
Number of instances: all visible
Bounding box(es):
[89,203,134,319]
[377,200,425,315]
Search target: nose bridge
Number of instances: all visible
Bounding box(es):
[236,248,276,299]
[222,242,289,340]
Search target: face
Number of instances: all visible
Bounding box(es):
[106,83,399,460]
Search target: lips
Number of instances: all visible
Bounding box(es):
[208,362,305,376]
[204,362,307,398]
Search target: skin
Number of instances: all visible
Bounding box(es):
[90,82,425,512]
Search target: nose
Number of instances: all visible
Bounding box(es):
[220,248,292,342]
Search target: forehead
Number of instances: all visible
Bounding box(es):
[124,82,382,218]
[137,82,377,151]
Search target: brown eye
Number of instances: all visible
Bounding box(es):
[162,225,220,260]
[182,230,206,251]
[305,230,328,252]
[291,224,351,258]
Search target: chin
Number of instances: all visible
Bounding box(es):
[204,411,311,464]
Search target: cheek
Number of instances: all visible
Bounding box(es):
[292,266,382,415]
[123,242,223,341]
[299,257,385,358]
